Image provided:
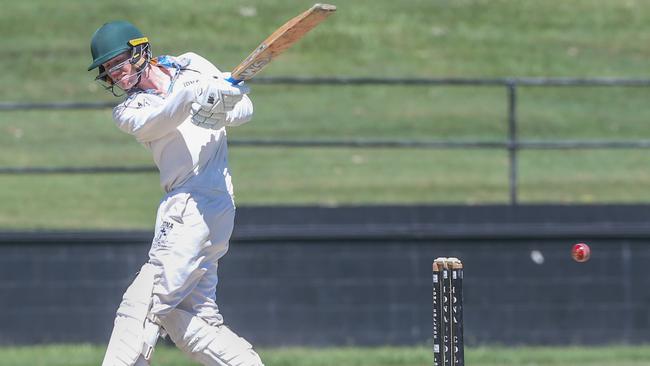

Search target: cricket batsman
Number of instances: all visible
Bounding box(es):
[88,20,264,366]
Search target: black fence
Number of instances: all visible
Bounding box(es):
[3,77,650,204]
[2,205,650,346]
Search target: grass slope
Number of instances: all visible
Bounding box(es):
[2,0,650,228]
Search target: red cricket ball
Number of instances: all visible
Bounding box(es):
[571,243,591,263]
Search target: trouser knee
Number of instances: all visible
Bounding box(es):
[159,308,263,366]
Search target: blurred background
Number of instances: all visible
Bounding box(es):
[2,0,650,365]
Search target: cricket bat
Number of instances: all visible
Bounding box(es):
[226,3,337,85]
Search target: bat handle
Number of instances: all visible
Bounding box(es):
[226,76,243,85]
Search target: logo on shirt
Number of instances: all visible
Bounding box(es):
[137,99,151,108]
[183,79,200,88]
[152,220,174,250]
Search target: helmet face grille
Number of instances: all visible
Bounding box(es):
[94,42,152,97]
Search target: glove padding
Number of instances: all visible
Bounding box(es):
[191,74,250,130]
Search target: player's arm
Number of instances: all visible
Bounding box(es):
[113,87,195,142]
[224,92,253,127]
[113,74,247,140]
[217,71,253,127]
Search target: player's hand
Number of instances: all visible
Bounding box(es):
[193,74,250,114]
[191,74,250,129]
[190,101,227,130]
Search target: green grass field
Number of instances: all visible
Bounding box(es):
[3,0,650,228]
[3,345,650,366]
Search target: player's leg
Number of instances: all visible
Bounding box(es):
[101,263,162,366]
[147,191,231,317]
[175,251,223,326]
[169,190,237,325]
[102,191,222,366]
[159,308,264,366]
[166,264,264,366]
[159,192,262,365]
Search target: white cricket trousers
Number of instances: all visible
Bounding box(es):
[148,188,235,325]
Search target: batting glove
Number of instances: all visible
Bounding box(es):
[191,74,250,129]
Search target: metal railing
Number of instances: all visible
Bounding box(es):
[3,77,650,204]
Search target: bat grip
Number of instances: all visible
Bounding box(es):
[226,76,243,85]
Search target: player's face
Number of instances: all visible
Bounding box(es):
[102,52,138,90]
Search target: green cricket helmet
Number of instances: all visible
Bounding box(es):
[88,20,149,71]
[89,20,152,95]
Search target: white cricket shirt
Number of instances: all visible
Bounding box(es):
[112,53,253,194]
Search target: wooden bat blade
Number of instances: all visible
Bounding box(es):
[229,3,336,82]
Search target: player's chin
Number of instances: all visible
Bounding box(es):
[115,75,138,91]
[118,80,136,91]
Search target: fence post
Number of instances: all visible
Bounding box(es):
[507,81,518,205]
